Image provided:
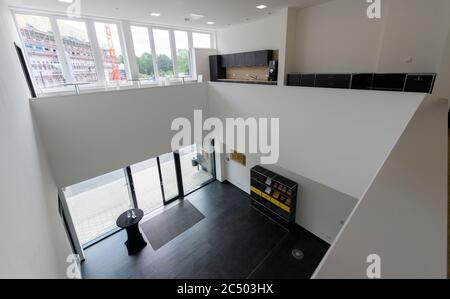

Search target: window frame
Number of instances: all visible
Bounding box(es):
[128,21,215,82]
[11,8,215,96]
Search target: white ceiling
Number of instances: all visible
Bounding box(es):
[7,0,330,30]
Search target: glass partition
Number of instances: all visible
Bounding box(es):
[63,169,133,246]
[179,144,215,194]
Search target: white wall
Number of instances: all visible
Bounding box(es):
[207,82,425,242]
[314,95,448,278]
[207,82,424,199]
[193,48,218,81]
[377,0,450,73]
[0,2,71,278]
[295,0,384,73]
[31,84,208,188]
[278,7,299,86]
[434,29,450,104]
[294,0,450,74]
[216,14,283,54]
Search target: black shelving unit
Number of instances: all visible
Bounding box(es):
[250,166,298,229]
[287,73,436,94]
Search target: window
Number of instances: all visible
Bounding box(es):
[130,26,155,80]
[153,29,174,77]
[63,169,133,246]
[57,19,98,84]
[174,30,191,77]
[14,11,214,95]
[94,22,127,83]
[15,14,66,91]
[192,32,212,49]
[179,144,215,194]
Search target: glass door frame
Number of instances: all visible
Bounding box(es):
[58,141,216,260]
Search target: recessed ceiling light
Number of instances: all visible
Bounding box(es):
[151,13,161,17]
[207,22,215,25]
[256,5,268,10]
[190,14,205,20]
[58,0,74,3]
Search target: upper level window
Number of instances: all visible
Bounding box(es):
[130,26,155,81]
[15,14,66,92]
[192,32,212,49]
[94,22,127,84]
[57,19,98,84]
[14,11,213,95]
[174,30,191,77]
[153,29,174,78]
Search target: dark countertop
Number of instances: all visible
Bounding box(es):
[216,79,278,85]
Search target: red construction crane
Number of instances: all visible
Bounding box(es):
[105,24,120,81]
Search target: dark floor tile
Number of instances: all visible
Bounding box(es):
[81,181,329,279]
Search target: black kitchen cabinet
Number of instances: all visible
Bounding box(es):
[234,53,245,67]
[351,73,374,90]
[219,50,272,68]
[287,74,301,86]
[209,55,226,82]
[221,54,230,68]
[254,50,273,66]
[372,73,407,91]
[244,52,256,67]
[300,74,316,87]
[404,74,436,93]
[287,72,436,94]
[315,74,351,89]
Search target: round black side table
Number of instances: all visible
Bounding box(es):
[116,209,147,255]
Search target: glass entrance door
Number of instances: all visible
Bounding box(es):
[158,152,180,205]
[179,144,215,194]
[130,158,164,215]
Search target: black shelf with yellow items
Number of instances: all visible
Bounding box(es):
[250,166,298,229]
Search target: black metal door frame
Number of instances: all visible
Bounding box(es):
[128,140,217,210]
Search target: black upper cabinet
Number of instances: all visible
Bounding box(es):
[235,53,245,67]
[255,50,273,66]
[244,52,256,67]
[220,50,272,68]
[221,54,230,68]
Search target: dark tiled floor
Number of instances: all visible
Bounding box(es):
[81,181,329,279]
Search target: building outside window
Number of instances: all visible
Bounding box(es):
[14,11,214,95]
[15,14,66,91]
[57,19,98,84]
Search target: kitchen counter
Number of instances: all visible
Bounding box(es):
[217,79,278,85]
